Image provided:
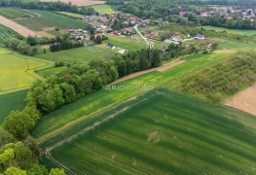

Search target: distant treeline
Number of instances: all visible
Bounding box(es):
[0,0,95,15]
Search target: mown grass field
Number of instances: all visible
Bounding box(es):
[14,9,87,31]
[103,34,147,52]
[0,90,27,123]
[92,5,115,14]
[203,26,256,37]
[42,88,256,175]
[37,66,67,78]
[0,48,54,94]
[37,46,114,64]
[0,8,32,19]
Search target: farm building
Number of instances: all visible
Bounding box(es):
[172,35,181,42]
[107,43,115,49]
[195,34,205,40]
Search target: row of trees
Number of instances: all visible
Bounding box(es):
[49,41,83,52]
[5,39,40,56]
[0,0,96,15]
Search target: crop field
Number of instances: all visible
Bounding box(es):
[41,88,256,175]
[0,8,32,19]
[32,52,227,139]
[0,90,27,123]
[0,24,20,46]
[37,46,114,64]
[14,10,87,31]
[203,26,256,37]
[0,48,54,94]
[92,5,115,14]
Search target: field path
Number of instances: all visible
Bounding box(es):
[40,0,105,6]
[225,84,256,116]
[110,60,186,85]
[0,15,41,37]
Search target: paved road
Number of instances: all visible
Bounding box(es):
[134,25,153,49]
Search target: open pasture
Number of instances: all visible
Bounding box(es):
[37,46,114,64]
[42,89,256,175]
[203,26,256,37]
[0,48,54,94]
[14,10,87,31]
[92,5,115,14]
[0,90,27,123]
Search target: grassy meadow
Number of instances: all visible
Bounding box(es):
[37,66,67,78]
[0,90,27,123]
[0,48,54,94]
[92,5,115,14]
[42,89,256,175]
[37,46,114,64]
[203,26,256,37]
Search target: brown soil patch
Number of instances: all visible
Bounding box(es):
[36,31,54,38]
[110,60,185,85]
[40,0,105,6]
[225,84,256,116]
[0,15,41,37]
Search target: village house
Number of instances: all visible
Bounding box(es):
[179,11,187,16]
[172,35,181,42]
[195,34,205,40]
[113,30,121,36]
[95,33,104,39]
[131,34,138,39]
[151,31,158,37]
[200,12,208,17]
[121,27,132,35]
[107,43,115,49]
[129,16,137,24]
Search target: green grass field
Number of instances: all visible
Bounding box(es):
[0,8,32,19]
[92,5,115,14]
[0,90,28,123]
[37,46,114,64]
[0,48,54,94]
[14,9,87,31]
[203,26,256,37]
[104,34,147,52]
[41,88,256,175]
[37,66,67,78]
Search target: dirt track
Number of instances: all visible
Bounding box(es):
[225,84,256,116]
[110,60,185,85]
[40,0,105,6]
[0,15,41,37]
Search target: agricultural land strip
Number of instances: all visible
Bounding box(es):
[0,15,41,37]
[225,83,256,116]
